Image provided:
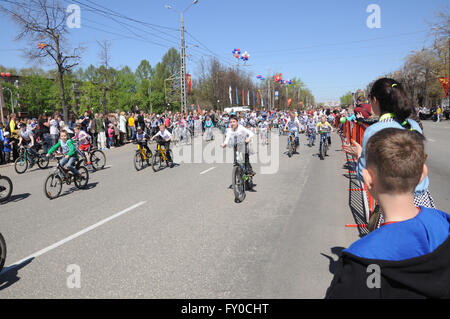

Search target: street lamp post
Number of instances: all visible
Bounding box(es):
[166,0,199,114]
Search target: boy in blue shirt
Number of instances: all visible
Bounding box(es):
[2,132,12,164]
[326,128,450,299]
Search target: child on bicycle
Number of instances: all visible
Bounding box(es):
[316,115,333,149]
[73,125,92,166]
[136,127,152,155]
[326,128,450,299]
[284,111,300,149]
[222,114,255,176]
[151,123,173,166]
[46,130,80,177]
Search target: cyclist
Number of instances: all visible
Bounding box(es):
[306,114,317,146]
[73,125,92,166]
[221,114,255,176]
[258,117,269,144]
[135,127,152,156]
[151,123,174,167]
[316,115,333,158]
[204,115,214,141]
[46,130,80,177]
[17,123,40,167]
[284,111,300,150]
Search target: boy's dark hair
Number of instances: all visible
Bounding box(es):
[369,78,414,129]
[229,114,238,122]
[366,128,426,194]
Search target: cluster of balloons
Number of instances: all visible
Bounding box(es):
[274,73,293,85]
[274,73,283,83]
[256,74,265,81]
[232,48,250,62]
[0,72,11,77]
[38,42,48,49]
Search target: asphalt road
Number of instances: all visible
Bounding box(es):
[0,121,448,298]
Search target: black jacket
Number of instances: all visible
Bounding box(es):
[325,237,450,299]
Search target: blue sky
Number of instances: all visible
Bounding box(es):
[0,0,447,102]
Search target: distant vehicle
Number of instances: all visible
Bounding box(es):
[224,106,251,113]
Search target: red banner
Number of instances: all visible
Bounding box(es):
[242,89,245,106]
[439,77,449,96]
[186,74,192,94]
[288,98,292,107]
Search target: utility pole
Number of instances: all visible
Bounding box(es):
[166,1,198,114]
[180,12,187,113]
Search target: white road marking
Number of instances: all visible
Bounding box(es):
[0,201,147,275]
[200,167,216,175]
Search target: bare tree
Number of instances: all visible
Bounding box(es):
[1,0,82,121]
[97,40,113,114]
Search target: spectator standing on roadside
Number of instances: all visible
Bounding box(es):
[344,78,436,230]
[327,128,450,299]
[49,113,59,147]
[119,112,127,145]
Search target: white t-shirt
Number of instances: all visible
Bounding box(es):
[50,119,59,135]
[153,129,172,141]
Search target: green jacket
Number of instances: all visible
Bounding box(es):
[47,139,77,158]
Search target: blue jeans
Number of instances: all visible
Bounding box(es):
[287,130,299,147]
[130,127,135,140]
[60,156,79,176]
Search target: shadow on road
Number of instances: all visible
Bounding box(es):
[0,258,34,291]
[4,193,31,204]
[321,247,345,275]
[59,182,99,199]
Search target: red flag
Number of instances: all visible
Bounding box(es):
[197,105,202,114]
[439,77,449,96]
[242,89,245,106]
[186,74,192,94]
[288,98,292,107]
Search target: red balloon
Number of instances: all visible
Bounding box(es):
[6,72,10,77]
[0,73,4,77]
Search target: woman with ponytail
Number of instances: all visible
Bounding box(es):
[344,78,435,229]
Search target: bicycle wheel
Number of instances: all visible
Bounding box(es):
[37,155,50,169]
[324,141,328,157]
[232,166,246,203]
[74,167,89,189]
[145,149,153,165]
[0,176,13,203]
[152,152,162,172]
[0,233,6,272]
[44,174,63,199]
[14,156,28,174]
[134,151,145,171]
[90,150,106,171]
[166,149,174,167]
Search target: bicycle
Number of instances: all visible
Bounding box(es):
[307,128,316,147]
[44,157,89,199]
[231,136,253,203]
[134,140,153,171]
[0,232,6,272]
[0,174,13,203]
[286,129,298,158]
[152,139,173,172]
[14,145,50,174]
[319,131,330,160]
[73,141,106,172]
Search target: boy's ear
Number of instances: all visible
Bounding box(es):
[362,168,374,190]
[419,164,428,184]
